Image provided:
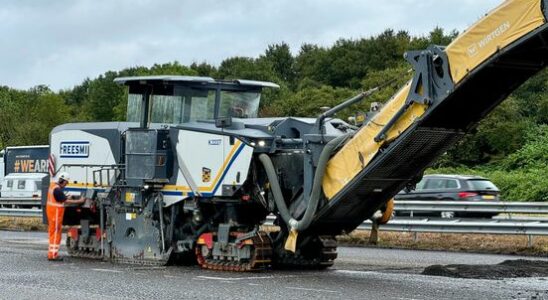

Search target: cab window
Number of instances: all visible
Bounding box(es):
[218,91,261,118]
[150,95,184,124]
[6,180,13,188]
[127,89,216,124]
[127,94,143,122]
[186,90,216,122]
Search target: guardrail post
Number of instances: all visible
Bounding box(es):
[527,235,534,248]
[368,219,379,245]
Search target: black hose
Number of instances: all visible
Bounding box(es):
[258,154,293,225]
[259,133,349,232]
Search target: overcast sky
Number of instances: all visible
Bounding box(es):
[1,0,502,91]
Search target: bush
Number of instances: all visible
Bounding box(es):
[429,124,548,202]
[487,168,548,201]
[501,124,548,171]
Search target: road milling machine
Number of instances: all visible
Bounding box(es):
[48,0,548,271]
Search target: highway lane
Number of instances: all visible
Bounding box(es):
[0,230,547,300]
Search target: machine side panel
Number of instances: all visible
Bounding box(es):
[161,129,252,204]
[221,135,253,194]
[50,129,118,193]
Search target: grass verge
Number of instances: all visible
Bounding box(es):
[0,217,46,231]
[338,230,548,256]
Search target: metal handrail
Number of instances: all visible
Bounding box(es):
[54,163,125,188]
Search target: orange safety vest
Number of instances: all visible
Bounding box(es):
[47,183,65,208]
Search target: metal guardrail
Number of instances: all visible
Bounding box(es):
[263,214,548,236]
[394,200,548,214]
[1,201,548,238]
[0,197,41,206]
[359,219,548,235]
[0,208,42,217]
[3,198,546,212]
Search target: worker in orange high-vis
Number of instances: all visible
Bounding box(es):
[47,172,85,261]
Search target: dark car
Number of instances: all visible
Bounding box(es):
[394,174,500,218]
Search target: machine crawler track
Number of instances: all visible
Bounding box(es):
[195,232,272,272]
[273,236,338,270]
[66,236,170,266]
[66,236,103,260]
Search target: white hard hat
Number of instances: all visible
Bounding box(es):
[57,172,70,183]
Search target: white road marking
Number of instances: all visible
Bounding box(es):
[196,275,293,281]
[132,267,165,271]
[247,283,260,286]
[334,270,377,276]
[91,268,123,273]
[286,286,339,294]
[5,239,50,245]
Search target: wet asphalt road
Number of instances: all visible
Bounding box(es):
[0,230,547,300]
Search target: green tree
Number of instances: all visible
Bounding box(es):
[295,44,330,88]
[0,87,24,148]
[80,71,126,121]
[262,43,297,88]
[271,85,357,118]
[190,62,217,77]
[217,56,280,83]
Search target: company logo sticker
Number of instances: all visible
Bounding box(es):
[467,21,511,57]
[467,44,478,57]
[60,141,90,158]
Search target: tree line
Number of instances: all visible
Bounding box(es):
[0,27,546,200]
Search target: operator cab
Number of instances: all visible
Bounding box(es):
[114,76,279,128]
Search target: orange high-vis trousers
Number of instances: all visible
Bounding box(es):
[46,184,65,260]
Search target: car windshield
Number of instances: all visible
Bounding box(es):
[415,178,427,190]
[467,179,499,191]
